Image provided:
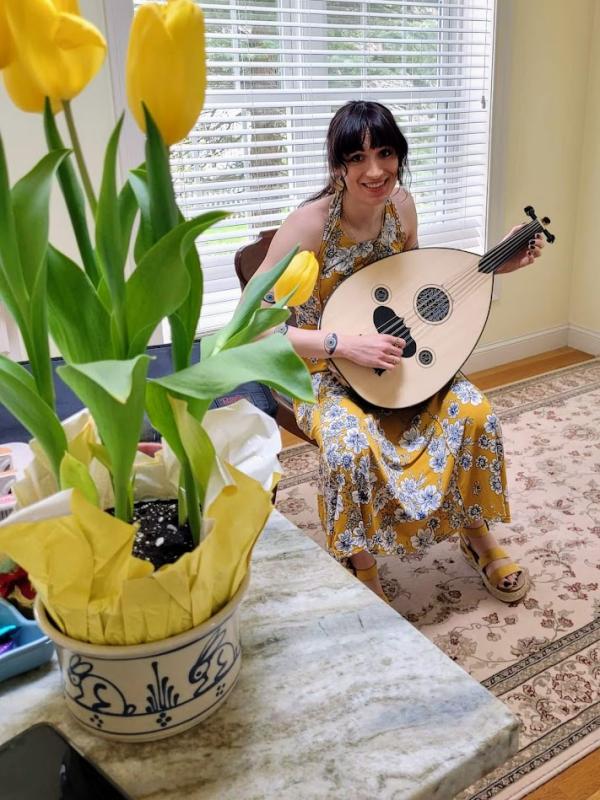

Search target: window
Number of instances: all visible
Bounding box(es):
[127,0,495,332]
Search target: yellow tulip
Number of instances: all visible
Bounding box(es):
[2,0,106,106]
[2,59,58,113]
[0,1,14,69]
[126,0,206,146]
[273,251,319,307]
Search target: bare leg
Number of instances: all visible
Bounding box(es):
[463,518,521,589]
[349,550,388,601]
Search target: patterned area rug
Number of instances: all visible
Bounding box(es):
[276,358,600,800]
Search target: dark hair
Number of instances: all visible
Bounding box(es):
[305,100,410,203]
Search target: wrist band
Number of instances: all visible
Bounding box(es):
[324,331,338,356]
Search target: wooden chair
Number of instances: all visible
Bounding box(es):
[234,229,314,445]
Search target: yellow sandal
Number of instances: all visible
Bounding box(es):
[354,563,391,604]
[459,526,529,603]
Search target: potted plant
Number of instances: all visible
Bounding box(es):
[0,0,316,741]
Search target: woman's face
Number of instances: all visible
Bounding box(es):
[340,132,399,205]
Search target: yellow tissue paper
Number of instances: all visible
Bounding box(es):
[0,400,282,645]
[0,464,272,645]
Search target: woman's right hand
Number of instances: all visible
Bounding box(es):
[337,333,405,369]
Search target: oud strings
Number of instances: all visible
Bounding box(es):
[377,219,542,341]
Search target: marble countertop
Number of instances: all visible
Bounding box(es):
[0,510,519,800]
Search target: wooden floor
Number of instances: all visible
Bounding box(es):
[280,347,600,799]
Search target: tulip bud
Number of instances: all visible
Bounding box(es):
[0,2,14,69]
[3,59,58,113]
[2,0,106,108]
[273,251,319,307]
[126,0,206,147]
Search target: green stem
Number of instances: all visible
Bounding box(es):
[63,100,97,215]
[114,477,130,524]
[183,461,202,545]
[44,99,100,285]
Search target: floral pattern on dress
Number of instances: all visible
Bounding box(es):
[292,190,510,559]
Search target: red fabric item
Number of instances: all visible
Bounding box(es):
[0,565,35,602]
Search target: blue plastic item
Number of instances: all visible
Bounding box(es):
[0,599,55,682]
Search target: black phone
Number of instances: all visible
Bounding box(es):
[0,722,133,799]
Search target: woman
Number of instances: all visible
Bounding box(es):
[257,100,544,603]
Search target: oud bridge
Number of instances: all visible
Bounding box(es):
[372,305,435,374]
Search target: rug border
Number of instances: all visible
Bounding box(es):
[483,356,599,396]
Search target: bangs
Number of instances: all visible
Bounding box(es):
[331,103,405,164]
[300,100,410,203]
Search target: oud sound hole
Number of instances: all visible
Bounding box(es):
[416,286,450,323]
[373,286,389,303]
[418,349,434,366]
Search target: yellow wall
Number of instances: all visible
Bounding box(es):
[481,0,598,347]
[569,1,600,333]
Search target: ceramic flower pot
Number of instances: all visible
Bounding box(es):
[34,572,250,742]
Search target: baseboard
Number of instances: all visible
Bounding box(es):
[463,325,570,373]
[567,324,600,356]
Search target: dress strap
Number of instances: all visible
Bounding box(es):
[321,190,344,244]
[383,190,408,247]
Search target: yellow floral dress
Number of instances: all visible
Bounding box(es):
[293,191,511,561]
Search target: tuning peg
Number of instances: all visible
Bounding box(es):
[542,216,551,225]
[542,229,555,243]
[524,205,536,219]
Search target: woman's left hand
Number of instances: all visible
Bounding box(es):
[496,226,545,274]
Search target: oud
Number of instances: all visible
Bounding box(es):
[319,206,555,409]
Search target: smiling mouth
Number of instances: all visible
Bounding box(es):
[362,179,388,190]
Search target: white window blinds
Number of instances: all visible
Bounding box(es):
[133,0,495,333]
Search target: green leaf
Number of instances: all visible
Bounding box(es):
[11,148,69,294]
[0,355,67,482]
[168,315,190,372]
[143,105,178,239]
[0,135,28,320]
[168,210,228,369]
[27,256,55,408]
[117,179,139,270]
[46,246,113,363]
[225,306,290,349]
[125,212,226,357]
[43,99,99,286]
[95,115,127,355]
[57,356,151,522]
[89,442,112,472]
[152,334,314,405]
[59,452,99,506]
[169,395,215,509]
[96,276,112,312]
[144,383,202,542]
[145,382,187,464]
[60,357,148,404]
[4,148,70,409]
[128,167,154,263]
[203,247,297,359]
